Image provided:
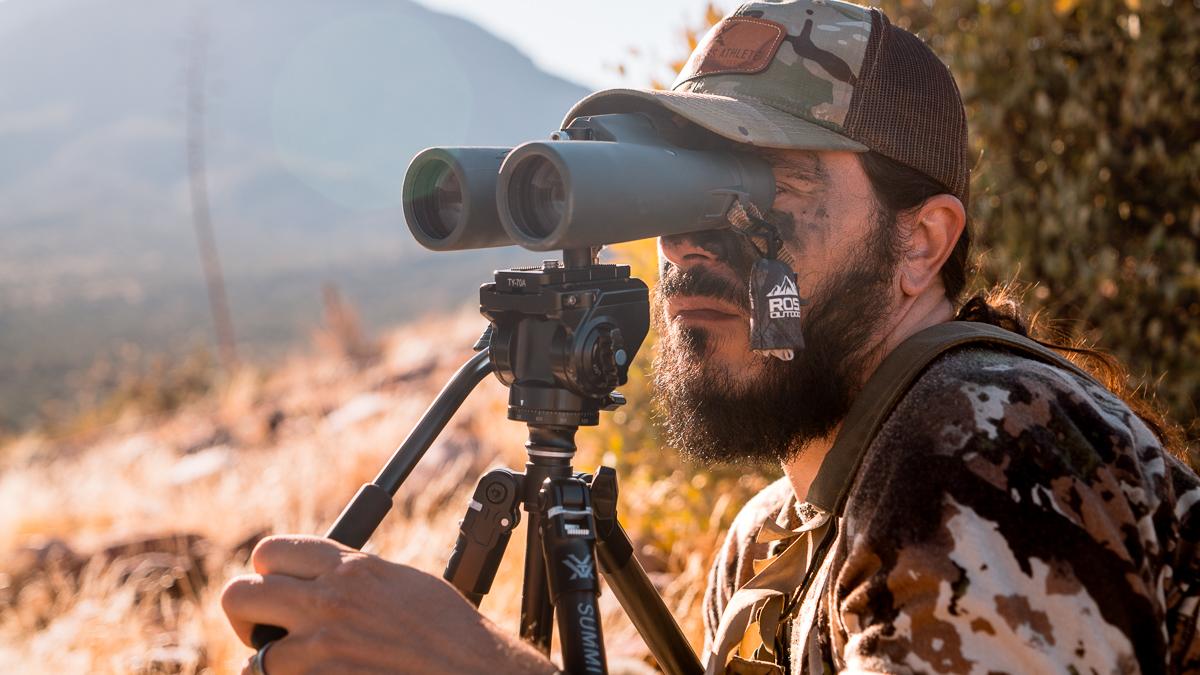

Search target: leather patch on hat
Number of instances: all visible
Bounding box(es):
[684,17,785,79]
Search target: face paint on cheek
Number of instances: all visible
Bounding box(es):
[761,207,802,269]
[768,154,838,260]
[770,196,851,274]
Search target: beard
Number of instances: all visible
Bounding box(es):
[651,211,900,467]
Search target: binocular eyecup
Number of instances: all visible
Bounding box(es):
[402,113,775,253]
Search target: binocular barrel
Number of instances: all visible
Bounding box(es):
[401,113,775,253]
[402,147,513,251]
[497,138,772,251]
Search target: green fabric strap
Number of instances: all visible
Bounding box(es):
[805,321,1095,516]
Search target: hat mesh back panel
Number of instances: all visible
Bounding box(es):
[844,14,970,205]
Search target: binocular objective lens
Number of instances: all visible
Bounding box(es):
[414,161,463,239]
[510,156,566,239]
[434,170,463,234]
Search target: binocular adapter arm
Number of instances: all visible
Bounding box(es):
[249,346,494,647]
[325,347,494,548]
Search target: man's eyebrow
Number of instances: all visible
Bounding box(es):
[770,155,828,188]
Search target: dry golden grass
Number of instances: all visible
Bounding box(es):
[0,308,767,673]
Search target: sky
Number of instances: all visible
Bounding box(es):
[411,0,738,90]
[0,0,731,89]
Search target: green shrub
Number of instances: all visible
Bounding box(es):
[881,0,1199,446]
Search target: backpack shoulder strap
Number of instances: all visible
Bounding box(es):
[804,320,1094,513]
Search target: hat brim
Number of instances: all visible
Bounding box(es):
[562,88,868,152]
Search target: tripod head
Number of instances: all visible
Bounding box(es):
[481,246,649,428]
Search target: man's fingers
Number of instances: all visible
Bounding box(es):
[251,535,348,579]
[221,573,319,647]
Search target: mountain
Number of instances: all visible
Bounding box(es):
[0,0,591,429]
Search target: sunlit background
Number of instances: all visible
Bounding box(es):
[1,0,1196,672]
[0,0,728,432]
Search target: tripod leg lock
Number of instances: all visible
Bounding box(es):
[444,469,522,605]
[539,479,602,598]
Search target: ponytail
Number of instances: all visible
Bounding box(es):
[954,293,1030,337]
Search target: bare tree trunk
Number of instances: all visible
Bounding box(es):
[186,2,237,371]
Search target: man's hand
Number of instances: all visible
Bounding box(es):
[221,535,557,674]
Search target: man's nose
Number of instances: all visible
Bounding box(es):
[658,230,730,270]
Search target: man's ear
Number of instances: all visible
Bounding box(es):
[898,194,966,298]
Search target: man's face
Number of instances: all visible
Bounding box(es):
[652,150,901,466]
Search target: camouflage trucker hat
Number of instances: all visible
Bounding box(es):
[563,0,970,204]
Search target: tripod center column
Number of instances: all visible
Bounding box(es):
[518,424,578,653]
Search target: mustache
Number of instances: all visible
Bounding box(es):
[658,263,750,312]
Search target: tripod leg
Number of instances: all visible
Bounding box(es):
[444,469,523,606]
[521,511,556,653]
[591,467,702,675]
[540,476,607,675]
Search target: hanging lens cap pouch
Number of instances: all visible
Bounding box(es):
[750,257,805,359]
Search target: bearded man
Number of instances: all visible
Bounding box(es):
[221,1,1200,673]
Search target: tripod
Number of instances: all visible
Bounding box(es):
[251,248,703,675]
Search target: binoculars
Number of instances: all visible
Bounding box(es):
[402,112,776,252]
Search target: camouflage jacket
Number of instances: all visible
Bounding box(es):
[704,347,1200,674]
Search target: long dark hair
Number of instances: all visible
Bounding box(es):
[859,150,1186,457]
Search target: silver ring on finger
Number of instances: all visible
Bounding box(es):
[249,640,273,675]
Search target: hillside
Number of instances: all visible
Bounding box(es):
[0,308,766,673]
[0,0,588,429]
